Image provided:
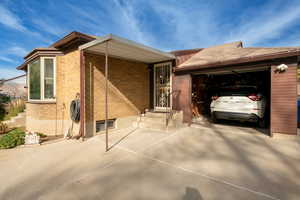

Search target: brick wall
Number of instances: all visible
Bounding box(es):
[84,53,150,135]
[271,63,297,135]
[26,50,81,135]
[26,50,150,136]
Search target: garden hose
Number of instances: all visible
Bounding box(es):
[70,99,80,123]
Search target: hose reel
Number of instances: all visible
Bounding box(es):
[70,93,80,123]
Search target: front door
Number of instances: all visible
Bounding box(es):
[154,62,172,111]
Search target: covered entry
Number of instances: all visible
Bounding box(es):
[79,34,175,144]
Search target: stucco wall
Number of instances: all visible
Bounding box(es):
[26,50,81,135]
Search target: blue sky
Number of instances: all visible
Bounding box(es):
[1,0,300,81]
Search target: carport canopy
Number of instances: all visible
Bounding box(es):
[79,34,175,63]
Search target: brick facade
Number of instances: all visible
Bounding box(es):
[26,50,150,136]
[84,53,150,136]
[26,50,81,135]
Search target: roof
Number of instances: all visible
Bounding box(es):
[170,48,203,56]
[79,34,175,63]
[50,31,96,48]
[176,41,300,72]
[17,48,63,70]
[170,48,203,66]
[24,47,59,59]
[18,31,95,70]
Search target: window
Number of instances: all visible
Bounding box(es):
[28,57,56,101]
[96,119,116,132]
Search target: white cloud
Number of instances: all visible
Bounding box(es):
[225,1,300,46]
[0,4,26,32]
[0,4,53,44]
[147,0,300,48]
[112,0,153,45]
[32,17,66,36]
[0,67,24,80]
[7,46,28,57]
[147,1,221,48]
[0,56,15,63]
[0,46,27,64]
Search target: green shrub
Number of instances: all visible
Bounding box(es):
[0,122,8,134]
[0,94,10,104]
[36,132,47,138]
[0,129,25,149]
[2,100,26,121]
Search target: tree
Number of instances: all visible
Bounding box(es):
[0,78,4,87]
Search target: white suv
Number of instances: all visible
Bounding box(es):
[210,86,267,127]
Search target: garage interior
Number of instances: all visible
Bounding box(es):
[191,67,271,135]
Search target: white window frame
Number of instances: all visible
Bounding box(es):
[28,57,56,102]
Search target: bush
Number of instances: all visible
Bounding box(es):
[0,94,10,104]
[0,129,25,149]
[1,100,25,121]
[36,132,47,138]
[0,122,8,134]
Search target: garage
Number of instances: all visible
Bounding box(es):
[191,68,271,134]
[172,42,299,136]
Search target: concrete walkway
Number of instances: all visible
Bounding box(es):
[0,126,299,200]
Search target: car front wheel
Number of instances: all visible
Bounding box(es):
[211,113,218,123]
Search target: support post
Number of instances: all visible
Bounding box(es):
[105,42,109,151]
[80,50,86,140]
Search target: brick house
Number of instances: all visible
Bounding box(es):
[17,31,299,137]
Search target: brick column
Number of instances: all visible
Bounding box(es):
[270,63,297,135]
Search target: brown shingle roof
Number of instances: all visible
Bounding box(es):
[176,41,300,71]
[169,48,203,66]
[17,31,96,71]
[50,31,96,48]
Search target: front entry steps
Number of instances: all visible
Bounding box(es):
[133,111,184,132]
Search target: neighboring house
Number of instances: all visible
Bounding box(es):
[17,31,299,137]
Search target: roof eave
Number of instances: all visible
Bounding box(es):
[79,34,175,62]
[50,31,95,48]
[175,50,300,72]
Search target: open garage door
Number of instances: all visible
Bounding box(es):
[191,68,270,135]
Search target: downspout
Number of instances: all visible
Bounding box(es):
[80,50,86,140]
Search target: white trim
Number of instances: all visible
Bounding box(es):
[28,57,56,102]
[153,62,172,111]
[79,34,175,61]
[43,57,56,101]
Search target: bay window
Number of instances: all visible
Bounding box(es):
[28,57,56,101]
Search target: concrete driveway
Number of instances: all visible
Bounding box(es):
[0,125,299,200]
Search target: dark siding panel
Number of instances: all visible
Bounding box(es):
[271,63,297,135]
[172,74,192,124]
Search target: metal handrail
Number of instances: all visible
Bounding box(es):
[165,90,180,127]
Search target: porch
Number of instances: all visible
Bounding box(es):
[79,35,176,138]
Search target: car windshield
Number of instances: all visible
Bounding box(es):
[218,86,258,96]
